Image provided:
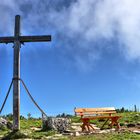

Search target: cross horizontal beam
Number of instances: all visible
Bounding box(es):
[0,35,51,44]
[0,37,15,43]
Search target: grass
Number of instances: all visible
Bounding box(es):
[0,112,140,139]
[0,119,56,139]
[69,132,140,140]
[20,119,42,129]
[119,112,140,124]
[1,130,29,140]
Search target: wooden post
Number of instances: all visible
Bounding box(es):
[13,15,21,131]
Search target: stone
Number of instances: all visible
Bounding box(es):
[0,117,13,130]
[46,134,66,140]
[71,123,82,126]
[0,117,7,125]
[98,129,116,134]
[92,125,100,130]
[71,125,82,131]
[30,127,41,131]
[62,132,73,136]
[42,117,71,132]
[99,130,110,134]
[133,130,140,134]
[54,134,63,137]
[135,114,140,117]
[74,131,81,136]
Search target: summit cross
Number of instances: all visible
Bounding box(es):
[0,15,51,130]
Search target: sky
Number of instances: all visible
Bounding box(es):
[1,0,140,117]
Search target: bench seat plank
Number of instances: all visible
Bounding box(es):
[82,115,121,119]
[76,111,117,116]
[75,107,116,112]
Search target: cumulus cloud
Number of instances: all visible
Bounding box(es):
[1,0,140,70]
[67,0,140,60]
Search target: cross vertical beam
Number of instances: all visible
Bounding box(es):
[13,15,21,130]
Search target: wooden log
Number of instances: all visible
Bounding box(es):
[13,15,21,131]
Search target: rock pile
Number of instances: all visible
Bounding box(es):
[42,117,71,132]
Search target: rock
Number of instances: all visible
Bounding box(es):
[71,123,82,126]
[74,131,81,136]
[111,128,115,131]
[42,117,71,132]
[46,134,66,140]
[54,134,63,137]
[127,123,136,127]
[0,117,7,125]
[0,117,12,130]
[98,129,115,134]
[30,127,41,131]
[63,132,73,136]
[92,125,100,130]
[133,130,140,134]
[71,125,82,131]
[135,114,140,117]
[99,130,110,134]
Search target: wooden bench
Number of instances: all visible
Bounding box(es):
[75,107,121,132]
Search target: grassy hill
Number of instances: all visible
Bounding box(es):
[0,112,140,139]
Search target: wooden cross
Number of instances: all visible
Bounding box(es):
[0,15,51,130]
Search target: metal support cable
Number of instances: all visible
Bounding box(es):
[0,80,13,114]
[20,79,47,117]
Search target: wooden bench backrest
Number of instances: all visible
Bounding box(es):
[75,107,116,116]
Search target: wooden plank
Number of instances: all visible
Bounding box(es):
[76,111,116,114]
[82,115,121,119]
[14,15,20,37]
[0,35,51,44]
[19,35,51,42]
[76,111,116,116]
[75,107,116,113]
[0,37,15,43]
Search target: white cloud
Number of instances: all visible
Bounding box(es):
[67,0,140,61]
[1,0,140,70]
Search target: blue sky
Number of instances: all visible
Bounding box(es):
[1,0,140,117]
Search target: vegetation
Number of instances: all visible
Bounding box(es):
[70,132,140,140]
[0,118,56,139]
[0,111,140,139]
